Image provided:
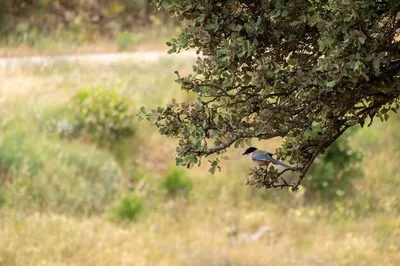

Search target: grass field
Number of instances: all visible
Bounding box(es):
[0,55,399,266]
[0,25,178,57]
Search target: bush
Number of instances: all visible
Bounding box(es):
[0,189,6,209]
[111,194,144,221]
[305,130,363,202]
[39,87,136,144]
[0,129,44,177]
[0,128,122,214]
[116,30,136,51]
[162,168,193,198]
[70,87,136,142]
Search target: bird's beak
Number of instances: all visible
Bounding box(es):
[242,152,246,155]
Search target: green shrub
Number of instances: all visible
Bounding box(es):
[39,87,136,144]
[111,194,144,221]
[0,189,6,209]
[116,30,136,51]
[162,168,193,197]
[306,130,363,202]
[0,128,122,214]
[70,86,136,143]
[0,129,44,176]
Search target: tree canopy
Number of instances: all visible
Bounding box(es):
[143,0,400,191]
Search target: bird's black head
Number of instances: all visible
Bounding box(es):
[242,147,258,155]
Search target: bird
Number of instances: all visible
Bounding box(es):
[242,147,293,169]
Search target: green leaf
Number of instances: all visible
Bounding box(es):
[373,57,381,75]
[175,157,184,166]
[372,58,380,69]
[209,166,216,174]
[326,81,336,87]
[384,113,389,121]
[245,139,252,146]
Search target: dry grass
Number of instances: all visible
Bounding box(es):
[0,206,398,266]
[0,38,169,57]
[0,56,399,266]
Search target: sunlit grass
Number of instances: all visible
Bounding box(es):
[0,56,399,265]
[0,26,179,57]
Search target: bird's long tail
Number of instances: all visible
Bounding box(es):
[266,155,293,169]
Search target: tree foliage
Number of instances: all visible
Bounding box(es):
[143,0,400,190]
[0,0,155,34]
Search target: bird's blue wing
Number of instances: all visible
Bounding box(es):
[252,153,272,161]
[253,152,293,169]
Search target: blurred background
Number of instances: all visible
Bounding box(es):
[0,1,399,265]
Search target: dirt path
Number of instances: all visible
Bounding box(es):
[0,50,197,69]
